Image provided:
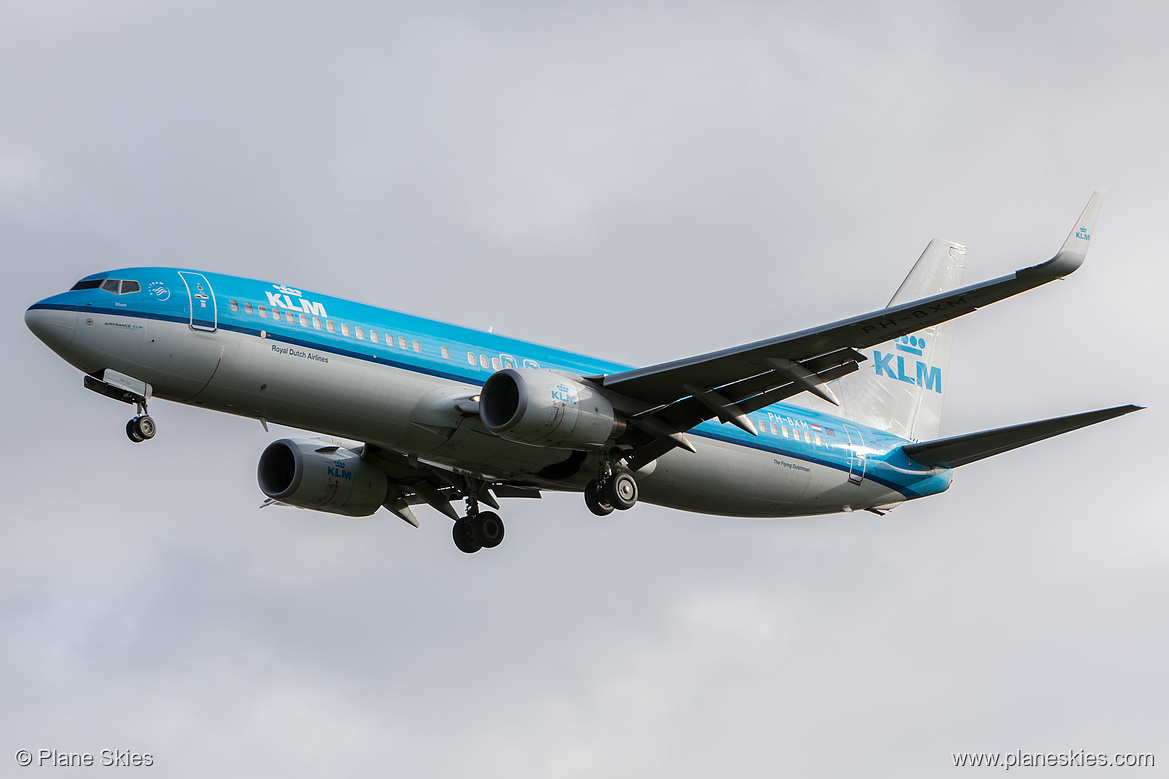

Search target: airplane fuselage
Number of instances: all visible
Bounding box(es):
[26,268,952,520]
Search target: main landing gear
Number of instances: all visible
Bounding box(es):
[125,402,156,444]
[452,488,505,554]
[584,460,638,517]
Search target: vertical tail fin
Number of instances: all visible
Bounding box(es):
[832,239,966,441]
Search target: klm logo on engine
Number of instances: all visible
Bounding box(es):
[265,284,328,318]
[327,459,352,481]
[873,335,942,393]
[551,382,579,405]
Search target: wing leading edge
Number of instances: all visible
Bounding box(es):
[593,192,1110,469]
[602,191,1104,405]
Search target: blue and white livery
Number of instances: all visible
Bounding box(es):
[25,192,1140,553]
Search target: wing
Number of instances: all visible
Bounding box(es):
[597,192,1104,468]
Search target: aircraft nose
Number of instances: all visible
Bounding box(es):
[25,303,77,354]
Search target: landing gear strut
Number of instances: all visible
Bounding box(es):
[585,459,638,515]
[452,484,505,554]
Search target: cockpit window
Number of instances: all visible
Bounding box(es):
[73,278,142,294]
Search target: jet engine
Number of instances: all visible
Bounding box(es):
[257,438,389,517]
[480,368,624,449]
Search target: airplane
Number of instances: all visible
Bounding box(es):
[25,192,1140,553]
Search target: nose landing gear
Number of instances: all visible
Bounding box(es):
[125,407,157,443]
[83,370,159,444]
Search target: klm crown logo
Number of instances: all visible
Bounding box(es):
[874,335,942,393]
[1076,227,1090,241]
[894,335,925,356]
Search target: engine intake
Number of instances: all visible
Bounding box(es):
[257,438,388,517]
[480,368,623,449]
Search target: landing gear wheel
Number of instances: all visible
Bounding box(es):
[603,472,638,511]
[471,511,505,548]
[134,415,156,440]
[453,519,482,554]
[584,480,614,516]
[126,419,144,443]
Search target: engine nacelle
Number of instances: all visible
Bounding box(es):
[480,368,623,449]
[257,438,388,517]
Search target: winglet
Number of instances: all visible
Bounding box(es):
[1017,190,1105,281]
[1060,189,1105,254]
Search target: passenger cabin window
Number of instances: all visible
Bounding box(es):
[271,309,281,322]
[299,313,308,327]
[814,433,823,446]
[441,346,450,359]
[399,336,407,349]
[770,422,778,435]
[804,431,812,443]
[413,340,421,353]
[369,330,378,342]
[245,302,253,315]
[230,300,239,312]
[782,426,790,438]
[467,352,476,365]
[258,305,267,318]
[326,320,335,333]
[480,354,489,369]
[355,326,364,340]
[491,357,501,370]
[313,317,322,330]
[342,324,350,337]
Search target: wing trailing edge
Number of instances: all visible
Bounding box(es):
[900,404,1142,469]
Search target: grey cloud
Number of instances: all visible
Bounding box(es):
[2,1,1165,776]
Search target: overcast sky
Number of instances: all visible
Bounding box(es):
[2,1,1166,776]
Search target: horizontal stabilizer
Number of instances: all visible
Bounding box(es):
[901,404,1142,468]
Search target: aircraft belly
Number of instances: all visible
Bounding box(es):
[91,321,910,512]
[637,435,902,517]
[182,332,432,446]
[417,421,585,480]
